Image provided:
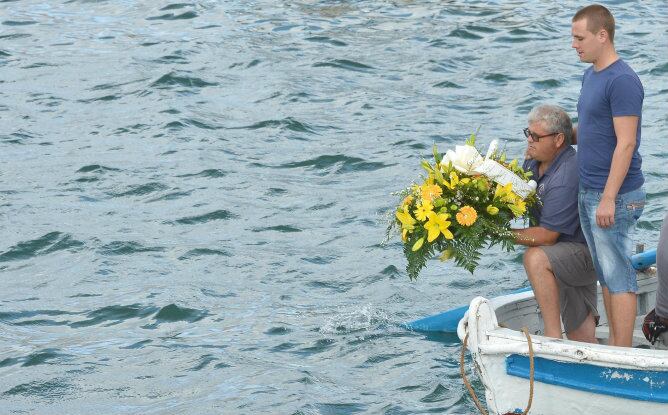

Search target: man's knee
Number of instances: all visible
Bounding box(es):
[523,246,550,274]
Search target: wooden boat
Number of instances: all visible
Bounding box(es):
[456,266,668,414]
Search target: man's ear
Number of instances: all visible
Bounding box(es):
[555,132,566,147]
[598,29,608,42]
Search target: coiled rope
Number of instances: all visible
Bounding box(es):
[460,326,535,415]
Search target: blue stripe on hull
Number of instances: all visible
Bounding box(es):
[506,354,668,403]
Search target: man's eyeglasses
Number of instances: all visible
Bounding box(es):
[523,127,558,142]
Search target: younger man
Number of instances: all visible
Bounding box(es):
[572,5,645,347]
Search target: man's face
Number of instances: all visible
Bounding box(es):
[525,122,559,162]
[571,18,601,63]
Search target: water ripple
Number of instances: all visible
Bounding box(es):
[174,209,238,224]
[305,36,347,46]
[109,182,168,198]
[178,248,231,259]
[278,154,389,174]
[0,232,84,262]
[144,304,209,328]
[70,304,159,328]
[77,164,120,173]
[232,117,317,134]
[150,72,217,89]
[98,241,165,256]
[177,169,226,178]
[3,378,75,399]
[147,11,198,21]
[312,59,375,72]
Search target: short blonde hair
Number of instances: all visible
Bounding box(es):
[573,4,615,42]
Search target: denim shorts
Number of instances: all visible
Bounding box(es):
[578,186,645,293]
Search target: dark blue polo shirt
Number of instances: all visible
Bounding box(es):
[522,146,587,244]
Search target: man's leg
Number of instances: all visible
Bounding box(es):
[566,312,598,343]
[582,188,645,347]
[601,286,615,345]
[610,292,637,347]
[524,247,562,338]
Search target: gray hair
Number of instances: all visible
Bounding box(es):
[527,104,574,146]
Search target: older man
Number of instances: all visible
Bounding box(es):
[513,104,598,343]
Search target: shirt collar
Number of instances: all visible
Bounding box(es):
[537,146,574,180]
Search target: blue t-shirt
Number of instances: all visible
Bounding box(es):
[523,147,587,244]
[576,59,644,193]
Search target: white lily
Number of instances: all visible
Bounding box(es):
[441,145,483,174]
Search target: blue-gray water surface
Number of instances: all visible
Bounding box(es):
[1,1,667,413]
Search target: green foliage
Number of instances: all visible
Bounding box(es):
[389,137,537,280]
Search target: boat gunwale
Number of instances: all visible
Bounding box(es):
[478,327,668,370]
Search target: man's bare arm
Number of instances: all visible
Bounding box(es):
[597,116,638,228]
[513,227,560,247]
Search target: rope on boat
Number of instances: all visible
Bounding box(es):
[460,332,488,415]
[460,326,535,415]
[520,326,535,415]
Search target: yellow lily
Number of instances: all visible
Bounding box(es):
[508,198,527,217]
[449,171,459,188]
[494,183,514,202]
[412,237,425,251]
[425,211,454,242]
[486,205,500,215]
[396,206,416,231]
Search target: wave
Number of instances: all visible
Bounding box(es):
[178,248,231,259]
[150,72,217,89]
[144,304,209,328]
[108,182,168,198]
[76,164,120,173]
[277,154,389,174]
[70,304,159,328]
[98,241,165,256]
[174,209,238,225]
[0,232,84,262]
[312,59,375,72]
[177,169,226,178]
[231,117,316,134]
[146,11,197,21]
[305,36,347,46]
[3,378,74,399]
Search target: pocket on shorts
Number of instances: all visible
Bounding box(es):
[616,188,646,222]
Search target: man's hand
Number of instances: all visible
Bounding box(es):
[596,197,616,228]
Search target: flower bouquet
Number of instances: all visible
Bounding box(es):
[388,133,538,279]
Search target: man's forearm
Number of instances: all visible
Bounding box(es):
[512,227,559,247]
[604,116,639,200]
[602,141,635,201]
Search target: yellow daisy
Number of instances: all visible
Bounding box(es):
[420,183,442,201]
[456,205,478,226]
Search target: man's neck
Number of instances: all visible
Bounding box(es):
[593,47,619,71]
[538,160,552,177]
[538,147,565,176]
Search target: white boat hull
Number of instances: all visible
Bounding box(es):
[458,271,668,414]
